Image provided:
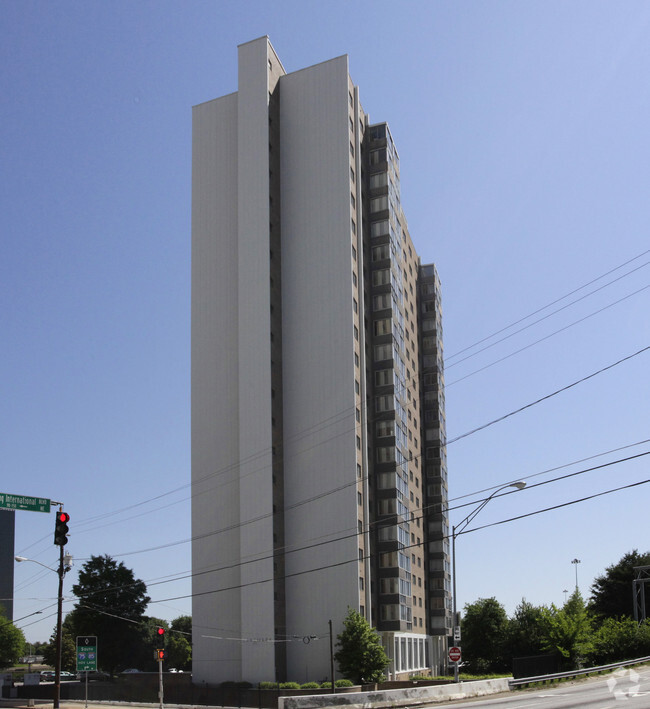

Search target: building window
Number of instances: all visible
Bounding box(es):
[375,395,394,412]
[350,141,355,157]
[372,269,390,286]
[357,463,362,478]
[356,435,361,450]
[369,148,386,165]
[373,293,391,311]
[376,420,394,438]
[374,318,391,336]
[372,244,390,262]
[375,369,393,387]
[369,172,388,189]
[370,196,388,213]
[358,491,362,505]
[370,220,389,238]
[354,325,359,341]
[352,244,357,260]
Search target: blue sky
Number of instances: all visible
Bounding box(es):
[2,1,649,645]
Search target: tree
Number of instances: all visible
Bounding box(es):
[67,555,151,674]
[539,589,592,669]
[589,617,650,665]
[335,608,390,684]
[0,607,25,667]
[41,625,76,672]
[503,599,546,663]
[461,597,509,673]
[590,550,650,620]
[168,616,192,671]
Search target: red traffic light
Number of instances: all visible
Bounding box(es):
[157,627,165,636]
[54,511,70,547]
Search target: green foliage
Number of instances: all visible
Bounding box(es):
[171,615,192,638]
[67,554,150,674]
[0,607,25,667]
[300,682,320,689]
[461,597,509,673]
[539,589,592,669]
[335,679,354,687]
[279,682,300,689]
[41,626,76,671]
[588,617,650,665]
[503,599,546,662]
[335,607,390,684]
[590,550,650,620]
[259,681,280,689]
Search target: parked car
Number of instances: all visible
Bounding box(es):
[40,671,55,681]
[60,671,77,681]
[121,668,141,673]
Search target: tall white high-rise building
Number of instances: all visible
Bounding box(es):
[191,36,450,685]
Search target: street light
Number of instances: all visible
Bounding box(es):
[15,553,72,709]
[571,558,581,590]
[451,481,526,682]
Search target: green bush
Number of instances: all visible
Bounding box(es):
[300,682,320,689]
[279,682,301,689]
[258,681,279,689]
[335,679,354,687]
[320,681,333,688]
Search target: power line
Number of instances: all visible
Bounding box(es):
[146,477,650,607]
[446,260,650,368]
[447,345,650,444]
[446,248,650,361]
[445,285,649,387]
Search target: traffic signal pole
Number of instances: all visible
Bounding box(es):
[158,656,164,709]
[54,542,64,709]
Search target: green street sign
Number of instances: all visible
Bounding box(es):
[0,493,50,513]
[76,636,98,672]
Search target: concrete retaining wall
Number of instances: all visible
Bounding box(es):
[279,678,511,709]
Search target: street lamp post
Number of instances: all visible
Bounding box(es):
[451,481,526,683]
[15,553,71,709]
[571,558,581,590]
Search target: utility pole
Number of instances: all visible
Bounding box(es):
[54,542,64,709]
[329,620,335,694]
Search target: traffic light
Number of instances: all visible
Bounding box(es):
[54,511,70,546]
[155,649,166,661]
[156,627,166,647]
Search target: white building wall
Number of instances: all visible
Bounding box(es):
[279,55,361,681]
[236,36,277,684]
[192,37,279,684]
[191,92,242,683]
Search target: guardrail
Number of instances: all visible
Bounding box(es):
[509,655,650,688]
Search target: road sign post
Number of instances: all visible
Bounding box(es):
[77,636,97,709]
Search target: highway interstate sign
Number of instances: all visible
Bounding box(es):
[0,493,50,513]
[76,636,97,672]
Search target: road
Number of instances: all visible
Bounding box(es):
[447,665,650,708]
